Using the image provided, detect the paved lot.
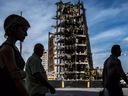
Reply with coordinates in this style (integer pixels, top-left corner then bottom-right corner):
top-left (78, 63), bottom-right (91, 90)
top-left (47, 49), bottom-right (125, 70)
top-left (46, 88), bottom-right (128, 96)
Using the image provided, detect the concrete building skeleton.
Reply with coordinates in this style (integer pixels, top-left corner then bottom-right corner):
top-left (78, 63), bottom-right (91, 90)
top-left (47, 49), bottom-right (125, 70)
top-left (48, 0), bottom-right (93, 80)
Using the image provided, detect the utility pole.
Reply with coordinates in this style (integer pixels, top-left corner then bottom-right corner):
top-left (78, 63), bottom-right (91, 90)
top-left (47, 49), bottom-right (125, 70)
top-left (20, 11), bottom-right (22, 55)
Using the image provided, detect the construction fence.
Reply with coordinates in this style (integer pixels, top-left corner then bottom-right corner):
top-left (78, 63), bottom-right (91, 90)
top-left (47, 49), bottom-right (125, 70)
top-left (49, 80), bottom-right (103, 88)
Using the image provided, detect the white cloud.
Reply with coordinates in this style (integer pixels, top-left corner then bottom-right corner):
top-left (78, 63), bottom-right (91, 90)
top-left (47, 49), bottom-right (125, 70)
top-left (92, 8), bottom-right (120, 21)
top-left (86, 2), bottom-right (128, 27)
top-left (91, 27), bottom-right (123, 44)
top-left (122, 37), bottom-right (128, 43)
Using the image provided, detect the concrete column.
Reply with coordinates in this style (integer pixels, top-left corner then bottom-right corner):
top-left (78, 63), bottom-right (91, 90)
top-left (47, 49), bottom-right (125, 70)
top-left (87, 81), bottom-right (90, 88)
top-left (62, 80), bottom-right (64, 88)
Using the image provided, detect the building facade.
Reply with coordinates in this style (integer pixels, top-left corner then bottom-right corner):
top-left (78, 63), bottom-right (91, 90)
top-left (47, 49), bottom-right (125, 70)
top-left (41, 50), bottom-right (48, 74)
top-left (48, 33), bottom-right (56, 80)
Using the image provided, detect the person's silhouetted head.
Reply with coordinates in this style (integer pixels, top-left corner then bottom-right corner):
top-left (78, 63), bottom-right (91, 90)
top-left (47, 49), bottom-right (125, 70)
top-left (34, 43), bottom-right (44, 57)
top-left (111, 44), bottom-right (121, 57)
top-left (4, 14), bottom-right (30, 41)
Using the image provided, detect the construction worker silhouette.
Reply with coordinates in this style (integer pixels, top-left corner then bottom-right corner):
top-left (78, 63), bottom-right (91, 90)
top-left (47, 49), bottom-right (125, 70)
top-left (103, 45), bottom-right (128, 96)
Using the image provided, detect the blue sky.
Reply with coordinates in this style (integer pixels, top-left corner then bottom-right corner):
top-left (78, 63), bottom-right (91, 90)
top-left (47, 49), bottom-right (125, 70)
top-left (0, 0), bottom-right (128, 72)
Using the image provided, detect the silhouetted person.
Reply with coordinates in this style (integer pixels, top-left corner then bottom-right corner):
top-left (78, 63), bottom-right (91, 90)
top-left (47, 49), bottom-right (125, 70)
top-left (0, 14), bottom-right (30, 96)
top-left (25, 43), bottom-right (56, 96)
top-left (103, 44), bottom-right (128, 96)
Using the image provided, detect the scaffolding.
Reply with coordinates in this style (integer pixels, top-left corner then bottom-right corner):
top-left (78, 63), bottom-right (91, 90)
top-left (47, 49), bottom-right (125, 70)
top-left (50, 0), bottom-right (93, 80)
